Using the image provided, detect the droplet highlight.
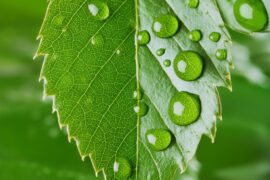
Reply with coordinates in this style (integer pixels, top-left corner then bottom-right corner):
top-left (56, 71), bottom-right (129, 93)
top-left (215, 49), bottom-right (227, 60)
top-left (188, 29), bottom-right (202, 42)
top-left (88, 1), bottom-right (109, 21)
top-left (156, 48), bottom-right (166, 56)
top-left (209, 32), bottom-right (221, 42)
top-left (233, 0), bottom-right (268, 32)
top-left (113, 158), bottom-right (131, 180)
top-left (137, 30), bottom-right (150, 45)
top-left (134, 102), bottom-right (148, 117)
top-left (173, 51), bottom-right (204, 81)
top-left (146, 129), bottom-right (172, 151)
top-left (168, 92), bottom-right (201, 126)
top-left (152, 15), bottom-right (179, 38)
top-left (188, 0), bottom-right (200, 8)
top-left (133, 90), bottom-right (142, 100)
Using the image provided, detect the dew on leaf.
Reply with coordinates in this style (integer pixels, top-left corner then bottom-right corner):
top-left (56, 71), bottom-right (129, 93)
top-left (152, 15), bottom-right (179, 38)
top-left (146, 129), bottom-right (172, 151)
top-left (209, 32), bottom-right (221, 42)
top-left (156, 48), bottom-right (166, 56)
top-left (137, 30), bottom-right (150, 45)
top-left (233, 0), bottom-right (268, 32)
top-left (113, 158), bottom-right (131, 180)
top-left (173, 51), bottom-right (204, 81)
top-left (52, 14), bottom-right (64, 27)
top-left (134, 102), bottom-right (148, 117)
top-left (215, 49), bottom-right (227, 60)
top-left (88, 0), bottom-right (109, 21)
top-left (168, 92), bottom-right (201, 126)
top-left (163, 59), bottom-right (171, 67)
top-left (188, 0), bottom-right (199, 8)
top-left (188, 29), bottom-right (202, 42)
top-left (91, 34), bottom-right (104, 46)
top-left (133, 90), bottom-right (142, 100)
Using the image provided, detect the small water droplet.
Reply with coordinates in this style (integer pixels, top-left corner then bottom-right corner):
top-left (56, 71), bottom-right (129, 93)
top-left (113, 158), bottom-right (131, 179)
top-left (168, 92), bottom-right (201, 126)
top-left (188, 0), bottom-right (199, 8)
top-left (163, 59), bottom-right (171, 67)
top-left (134, 102), bottom-right (148, 117)
top-left (209, 32), bottom-right (221, 42)
top-left (133, 90), bottom-right (142, 100)
top-left (116, 49), bottom-right (121, 55)
top-left (234, 0), bottom-right (268, 32)
top-left (146, 129), bottom-right (172, 151)
top-left (88, 1), bottom-right (109, 21)
top-left (173, 51), bottom-right (204, 81)
top-left (152, 15), bottom-right (179, 38)
top-left (156, 48), bottom-right (166, 56)
top-left (215, 49), bottom-right (227, 60)
top-left (52, 14), bottom-right (65, 28)
top-left (137, 30), bottom-right (150, 45)
top-left (91, 34), bottom-right (104, 46)
top-left (188, 29), bottom-right (202, 42)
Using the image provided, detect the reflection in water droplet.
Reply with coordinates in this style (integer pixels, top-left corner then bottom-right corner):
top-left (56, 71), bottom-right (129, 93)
top-left (233, 0), bottom-right (268, 32)
top-left (209, 32), bottom-right (221, 42)
top-left (163, 59), bottom-right (171, 67)
top-left (188, 0), bottom-right (200, 9)
top-left (188, 29), bottom-right (202, 42)
top-left (113, 158), bottom-right (131, 179)
top-left (173, 51), bottom-right (204, 81)
top-left (215, 49), bottom-right (227, 60)
top-left (156, 48), bottom-right (166, 56)
top-left (137, 30), bottom-right (150, 45)
top-left (133, 90), bottom-right (142, 100)
top-left (146, 129), bottom-right (172, 151)
top-left (168, 92), bottom-right (201, 126)
top-left (152, 15), bottom-right (179, 38)
top-left (134, 102), bottom-right (148, 117)
top-left (88, 1), bottom-right (110, 21)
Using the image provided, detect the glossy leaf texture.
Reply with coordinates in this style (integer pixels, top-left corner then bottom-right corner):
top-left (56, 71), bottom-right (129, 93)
top-left (36, 0), bottom-right (232, 179)
top-left (216, 0), bottom-right (270, 34)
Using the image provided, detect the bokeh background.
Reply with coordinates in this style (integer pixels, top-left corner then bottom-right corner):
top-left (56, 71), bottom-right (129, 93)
top-left (0, 0), bottom-right (269, 179)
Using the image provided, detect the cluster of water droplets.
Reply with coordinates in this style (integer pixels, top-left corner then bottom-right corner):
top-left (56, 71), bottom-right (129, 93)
top-left (85, 0), bottom-right (268, 177)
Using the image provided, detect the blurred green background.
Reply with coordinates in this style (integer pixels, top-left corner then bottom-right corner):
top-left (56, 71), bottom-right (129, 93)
top-left (0, 0), bottom-right (269, 180)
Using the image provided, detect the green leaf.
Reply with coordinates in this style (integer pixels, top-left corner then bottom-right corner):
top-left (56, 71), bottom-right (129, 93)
top-left (216, 0), bottom-right (270, 34)
top-left (36, 0), bottom-right (232, 179)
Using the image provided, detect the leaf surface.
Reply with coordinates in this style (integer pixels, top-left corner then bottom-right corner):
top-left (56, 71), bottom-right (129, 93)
top-left (37, 0), bottom-right (232, 179)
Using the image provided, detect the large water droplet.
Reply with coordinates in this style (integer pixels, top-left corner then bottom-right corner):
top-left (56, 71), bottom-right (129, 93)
top-left (188, 29), bottom-right (202, 42)
top-left (173, 51), bottom-right (204, 81)
top-left (134, 102), bottom-right (148, 117)
top-left (146, 129), bottom-right (172, 151)
top-left (233, 0), bottom-right (268, 32)
top-left (137, 30), bottom-right (150, 45)
top-left (209, 32), bottom-right (221, 42)
top-left (113, 158), bottom-right (131, 179)
top-left (152, 15), bottom-right (179, 38)
top-left (88, 1), bottom-right (109, 21)
top-left (215, 49), bottom-right (227, 60)
top-left (168, 92), bottom-right (201, 126)
top-left (156, 48), bottom-right (166, 56)
top-left (188, 0), bottom-right (200, 8)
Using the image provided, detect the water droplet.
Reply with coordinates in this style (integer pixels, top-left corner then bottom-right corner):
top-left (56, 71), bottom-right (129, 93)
top-left (215, 49), bottom-right (227, 60)
top-left (88, 1), bottom-right (109, 21)
top-left (91, 34), bottom-right (104, 46)
top-left (134, 102), bottom-right (148, 117)
top-left (188, 0), bottom-right (199, 8)
top-left (116, 49), bottom-right (121, 55)
top-left (173, 51), bottom-right (204, 81)
top-left (113, 158), bottom-right (131, 179)
top-left (133, 90), bottom-right (142, 100)
top-left (146, 129), bottom-right (172, 151)
top-left (137, 30), bottom-right (150, 45)
top-left (188, 29), bottom-right (202, 42)
top-left (233, 0), bottom-right (268, 32)
top-left (152, 15), bottom-right (179, 38)
top-left (52, 14), bottom-right (64, 28)
top-left (209, 32), bottom-right (221, 42)
top-left (156, 48), bottom-right (166, 56)
top-left (168, 92), bottom-right (201, 126)
top-left (163, 59), bottom-right (171, 67)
